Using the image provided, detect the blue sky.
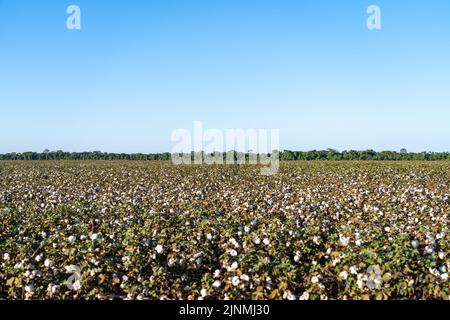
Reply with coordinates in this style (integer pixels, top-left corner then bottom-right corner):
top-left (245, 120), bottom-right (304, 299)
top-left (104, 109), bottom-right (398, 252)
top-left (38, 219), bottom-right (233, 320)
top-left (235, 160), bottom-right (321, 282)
top-left (0, 0), bottom-right (449, 153)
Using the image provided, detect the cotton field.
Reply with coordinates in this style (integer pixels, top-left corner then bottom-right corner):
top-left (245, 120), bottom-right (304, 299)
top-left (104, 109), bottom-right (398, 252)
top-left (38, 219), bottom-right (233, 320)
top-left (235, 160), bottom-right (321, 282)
top-left (0, 161), bottom-right (448, 300)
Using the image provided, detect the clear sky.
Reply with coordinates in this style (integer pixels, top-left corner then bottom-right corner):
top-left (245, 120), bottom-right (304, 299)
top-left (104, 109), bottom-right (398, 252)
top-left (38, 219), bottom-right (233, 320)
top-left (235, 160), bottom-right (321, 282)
top-left (0, 0), bottom-right (449, 153)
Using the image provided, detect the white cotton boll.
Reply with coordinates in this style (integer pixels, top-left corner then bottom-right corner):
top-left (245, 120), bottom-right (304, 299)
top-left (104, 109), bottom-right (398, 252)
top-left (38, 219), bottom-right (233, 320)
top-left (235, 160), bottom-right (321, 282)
top-left (90, 233), bottom-right (100, 241)
top-left (213, 280), bottom-right (222, 288)
top-left (299, 291), bottom-right (309, 300)
top-left (229, 249), bottom-right (238, 257)
top-left (350, 266), bottom-right (358, 275)
top-left (155, 245), bottom-right (163, 254)
top-left (263, 238), bottom-right (270, 246)
top-left (357, 279), bottom-right (364, 289)
top-left (283, 291), bottom-right (296, 300)
top-left (35, 254), bottom-right (43, 262)
top-left (25, 284), bottom-right (34, 293)
top-left (332, 257), bottom-right (341, 266)
top-left (3, 253), bottom-right (10, 261)
top-left (14, 262), bottom-right (24, 270)
top-left (68, 235), bottom-right (76, 243)
top-left (240, 274), bottom-right (250, 282)
top-left (231, 276), bottom-right (240, 286)
top-left (44, 259), bottom-right (54, 268)
top-left (72, 280), bottom-right (81, 291)
top-left (311, 276), bottom-right (319, 284)
top-left (339, 271), bottom-right (348, 280)
top-left (411, 240), bottom-right (419, 249)
top-left (200, 288), bottom-right (208, 298)
top-left (313, 236), bottom-right (320, 245)
top-left (206, 233), bottom-right (213, 240)
top-left (168, 257), bottom-right (176, 267)
top-left (339, 236), bottom-right (350, 247)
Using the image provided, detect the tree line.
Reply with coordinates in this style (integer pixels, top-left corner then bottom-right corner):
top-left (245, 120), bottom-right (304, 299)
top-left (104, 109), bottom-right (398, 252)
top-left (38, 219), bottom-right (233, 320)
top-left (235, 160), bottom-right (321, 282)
top-left (0, 149), bottom-right (449, 161)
